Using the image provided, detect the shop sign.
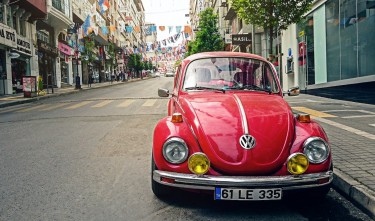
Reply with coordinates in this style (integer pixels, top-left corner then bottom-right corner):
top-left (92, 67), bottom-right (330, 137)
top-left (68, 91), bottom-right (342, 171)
top-left (22, 76), bottom-right (37, 98)
top-left (0, 25), bottom-right (17, 48)
top-left (58, 42), bottom-right (73, 56)
top-left (225, 34), bottom-right (232, 44)
top-left (16, 35), bottom-right (32, 56)
top-left (232, 34), bottom-right (252, 45)
top-left (38, 40), bottom-right (58, 56)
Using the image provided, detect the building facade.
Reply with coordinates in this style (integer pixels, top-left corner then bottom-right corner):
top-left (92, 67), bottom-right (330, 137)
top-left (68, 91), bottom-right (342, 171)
top-left (281, 0), bottom-right (375, 91)
top-left (0, 0), bottom-right (45, 95)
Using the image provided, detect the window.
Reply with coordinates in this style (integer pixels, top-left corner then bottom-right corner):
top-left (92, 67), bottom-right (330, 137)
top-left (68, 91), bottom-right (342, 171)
top-left (0, 5), bottom-right (4, 24)
top-left (6, 5), bottom-right (13, 28)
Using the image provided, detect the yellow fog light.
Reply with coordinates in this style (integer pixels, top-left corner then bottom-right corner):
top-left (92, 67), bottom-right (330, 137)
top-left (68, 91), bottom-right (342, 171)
top-left (287, 153), bottom-right (309, 175)
top-left (188, 153), bottom-right (210, 175)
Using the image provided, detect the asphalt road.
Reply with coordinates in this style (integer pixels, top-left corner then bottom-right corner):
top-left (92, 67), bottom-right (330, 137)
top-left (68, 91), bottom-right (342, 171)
top-left (0, 77), bottom-right (373, 221)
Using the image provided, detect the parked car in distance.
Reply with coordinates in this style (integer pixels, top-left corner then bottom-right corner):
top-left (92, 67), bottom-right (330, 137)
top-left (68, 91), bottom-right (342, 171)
top-left (152, 51), bottom-right (332, 201)
top-left (165, 72), bottom-right (174, 77)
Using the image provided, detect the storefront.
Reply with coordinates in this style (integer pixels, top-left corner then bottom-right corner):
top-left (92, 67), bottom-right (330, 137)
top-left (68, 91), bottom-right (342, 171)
top-left (281, 0), bottom-right (375, 90)
top-left (37, 40), bottom-right (58, 89)
top-left (11, 35), bottom-right (32, 93)
top-left (58, 42), bottom-right (73, 85)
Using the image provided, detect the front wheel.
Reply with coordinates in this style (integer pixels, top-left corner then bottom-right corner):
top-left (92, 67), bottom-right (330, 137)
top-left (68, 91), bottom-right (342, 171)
top-left (151, 156), bottom-right (172, 198)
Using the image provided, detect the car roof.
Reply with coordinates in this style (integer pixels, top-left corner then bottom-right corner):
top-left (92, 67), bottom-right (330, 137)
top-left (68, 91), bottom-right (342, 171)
top-left (184, 51), bottom-right (267, 62)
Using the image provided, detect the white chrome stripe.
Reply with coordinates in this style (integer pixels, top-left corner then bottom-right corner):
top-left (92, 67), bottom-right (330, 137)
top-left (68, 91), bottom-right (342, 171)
top-left (233, 94), bottom-right (249, 134)
top-left (153, 170), bottom-right (333, 191)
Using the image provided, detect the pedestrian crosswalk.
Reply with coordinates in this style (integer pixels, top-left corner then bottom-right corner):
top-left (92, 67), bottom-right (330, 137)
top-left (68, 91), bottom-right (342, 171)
top-left (0, 99), bottom-right (165, 114)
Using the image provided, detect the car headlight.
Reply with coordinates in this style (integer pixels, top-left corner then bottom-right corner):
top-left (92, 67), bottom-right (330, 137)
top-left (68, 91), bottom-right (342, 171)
top-left (303, 137), bottom-right (330, 164)
top-left (162, 137), bottom-right (189, 164)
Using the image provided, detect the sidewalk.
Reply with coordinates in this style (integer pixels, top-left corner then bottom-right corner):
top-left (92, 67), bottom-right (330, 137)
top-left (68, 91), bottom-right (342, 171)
top-left (1, 82), bottom-right (374, 218)
top-left (0, 78), bottom-right (144, 108)
top-left (285, 94), bottom-right (375, 219)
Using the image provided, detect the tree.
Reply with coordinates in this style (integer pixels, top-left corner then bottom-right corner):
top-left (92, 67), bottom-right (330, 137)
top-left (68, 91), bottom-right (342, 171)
top-left (186, 8), bottom-right (224, 57)
top-left (81, 36), bottom-right (96, 65)
top-left (231, 0), bottom-right (313, 54)
top-left (127, 54), bottom-right (143, 78)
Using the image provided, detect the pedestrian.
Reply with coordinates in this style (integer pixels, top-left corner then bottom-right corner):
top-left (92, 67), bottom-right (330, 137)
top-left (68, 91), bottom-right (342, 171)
top-left (88, 73), bottom-right (92, 87)
top-left (111, 71), bottom-right (115, 84)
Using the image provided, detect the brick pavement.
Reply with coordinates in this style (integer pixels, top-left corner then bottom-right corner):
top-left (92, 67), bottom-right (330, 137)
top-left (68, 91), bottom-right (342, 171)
top-left (286, 95), bottom-right (375, 219)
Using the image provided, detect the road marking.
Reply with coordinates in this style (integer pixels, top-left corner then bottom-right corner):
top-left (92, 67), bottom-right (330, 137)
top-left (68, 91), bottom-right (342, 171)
top-left (142, 99), bottom-right (157, 107)
top-left (64, 101), bottom-right (93, 109)
top-left (292, 107), bottom-right (337, 118)
top-left (117, 100), bottom-right (135, 107)
top-left (342, 115), bottom-right (375, 119)
top-left (323, 110), bottom-right (375, 114)
top-left (0, 106), bottom-right (25, 114)
top-left (315, 117), bottom-right (375, 140)
top-left (17, 104), bottom-right (49, 112)
top-left (40, 103), bottom-right (69, 111)
top-left (92, 100), bottom-right (114, 108)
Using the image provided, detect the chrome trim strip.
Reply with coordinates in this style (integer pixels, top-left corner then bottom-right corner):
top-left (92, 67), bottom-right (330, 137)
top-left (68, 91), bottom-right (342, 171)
top-left (153, 170), bottom-right (333, 191)
top-left (233, 94), bottom-right (249, 134)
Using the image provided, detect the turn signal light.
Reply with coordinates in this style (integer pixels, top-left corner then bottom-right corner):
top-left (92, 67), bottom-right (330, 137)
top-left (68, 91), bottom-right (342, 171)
top-left (287, 153), bottom-right (309, 175)
top-left (298, 114), bottom-right (311, 123)
top-left (171, 113), bottom-right (183, 123)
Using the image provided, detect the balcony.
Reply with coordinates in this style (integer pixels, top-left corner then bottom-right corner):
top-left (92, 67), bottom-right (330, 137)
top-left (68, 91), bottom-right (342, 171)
top-left (46, 0), bottom-right (72, 31)
top-left (52, 0), bottom-right (70, 17)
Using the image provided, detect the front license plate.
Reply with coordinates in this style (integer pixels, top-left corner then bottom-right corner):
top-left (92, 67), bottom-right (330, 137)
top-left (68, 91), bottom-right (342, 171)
top-left (215, 188), bottom-right (282, 200)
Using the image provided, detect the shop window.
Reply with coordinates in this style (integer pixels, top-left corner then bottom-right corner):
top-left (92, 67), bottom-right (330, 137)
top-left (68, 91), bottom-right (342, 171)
top-left (0, 5), bottom-right (4, 24)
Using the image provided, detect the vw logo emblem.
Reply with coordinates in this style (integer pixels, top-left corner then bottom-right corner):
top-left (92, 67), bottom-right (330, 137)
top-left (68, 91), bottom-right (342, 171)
top-left (239, 134), bottom-right (256, 150)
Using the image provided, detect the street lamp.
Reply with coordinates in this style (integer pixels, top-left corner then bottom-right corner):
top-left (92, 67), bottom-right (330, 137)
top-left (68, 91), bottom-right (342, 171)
top-left (67, 23), bottom-right (81, 89)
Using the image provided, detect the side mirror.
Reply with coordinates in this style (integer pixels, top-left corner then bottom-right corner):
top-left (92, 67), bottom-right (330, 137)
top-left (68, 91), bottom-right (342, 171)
top-left (283, 86), bottom-right (300, 96)
top-left (158, 88), bottom-right (170, 97)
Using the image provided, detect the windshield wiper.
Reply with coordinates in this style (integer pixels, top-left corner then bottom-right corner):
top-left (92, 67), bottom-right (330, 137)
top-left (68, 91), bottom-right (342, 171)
top-left (239, 85), bottom-right (272, 94)
top-left (184, 86), bottom-right (225, 93)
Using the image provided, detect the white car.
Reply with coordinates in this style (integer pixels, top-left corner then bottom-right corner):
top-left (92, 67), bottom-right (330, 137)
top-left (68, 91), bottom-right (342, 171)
top-left (165, 72), bottom-right (174, 77)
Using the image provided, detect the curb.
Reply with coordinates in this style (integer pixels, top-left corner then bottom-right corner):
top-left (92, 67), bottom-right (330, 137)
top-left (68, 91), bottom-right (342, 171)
top-left (333, 168), bottom-right (375, 219)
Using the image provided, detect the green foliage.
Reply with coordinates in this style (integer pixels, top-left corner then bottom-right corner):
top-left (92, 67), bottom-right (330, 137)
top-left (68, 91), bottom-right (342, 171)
top-left (231, 0), bottom-right (313, 53)
top-left (186, 8), bottom-right (224, 57)
top-left (81, 37), bottom-right (96, 64)
top-left (127, 54), bottom-right (143, 72)
top-left (106, 43), bottom-right (116, 69)
top-left (174, 59), bottom-right (182, 68)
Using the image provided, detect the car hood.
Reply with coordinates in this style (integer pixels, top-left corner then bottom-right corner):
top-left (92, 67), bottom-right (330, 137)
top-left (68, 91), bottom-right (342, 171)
top-left (180, 92), bottom-right (295, 175)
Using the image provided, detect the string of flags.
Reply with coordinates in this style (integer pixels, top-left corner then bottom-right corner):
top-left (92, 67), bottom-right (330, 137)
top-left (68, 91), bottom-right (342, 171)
top-left (74, 0), bottom-right (191, 62)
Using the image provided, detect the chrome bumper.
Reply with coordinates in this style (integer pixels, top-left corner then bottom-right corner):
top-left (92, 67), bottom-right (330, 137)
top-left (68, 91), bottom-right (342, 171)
top-left (153, 170), bottom-right (333, 191)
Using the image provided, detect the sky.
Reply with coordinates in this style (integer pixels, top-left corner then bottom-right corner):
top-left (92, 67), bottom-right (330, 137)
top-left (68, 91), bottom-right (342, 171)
top-left (142, 0), bottom-right (190, 41)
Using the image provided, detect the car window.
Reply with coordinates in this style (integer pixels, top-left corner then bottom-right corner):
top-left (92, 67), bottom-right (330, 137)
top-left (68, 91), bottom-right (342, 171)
top-left (182, 57), bottom-right (279, 93)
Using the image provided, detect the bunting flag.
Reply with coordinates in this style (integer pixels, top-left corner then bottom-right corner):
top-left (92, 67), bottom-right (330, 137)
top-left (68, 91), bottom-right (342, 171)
top-left (101, 26), bottom-right (108, 35)
top-left (109, 25), bottom-right (116, 32)
top-left (168, 26), bottom-right (173, 33)
top-left (82, 15), bottom-right (91, 35)
top-left (176, 26), bottom-right (182, 33)
top-left (125, 26), bottom-right (133, 33)
top-left (134, 26), bottom-right (140, 33)
top-left (159, 26), bottom-right (165, 31)
top-left (93, 26), bottom-right (99, 35)
top-left (184, 25), bottom-right (192, 35)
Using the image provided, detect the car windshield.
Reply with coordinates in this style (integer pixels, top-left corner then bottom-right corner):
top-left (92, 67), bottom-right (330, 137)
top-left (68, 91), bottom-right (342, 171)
top-left (183, 57), bottom-right (279, 93)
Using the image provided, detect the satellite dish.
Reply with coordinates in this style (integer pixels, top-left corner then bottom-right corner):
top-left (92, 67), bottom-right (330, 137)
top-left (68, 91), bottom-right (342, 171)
top-left (8, 52), bottom-right (20, 59)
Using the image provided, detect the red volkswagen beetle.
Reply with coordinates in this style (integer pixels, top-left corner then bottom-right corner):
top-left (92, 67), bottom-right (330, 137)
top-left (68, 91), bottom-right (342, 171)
top-left (152, 52), bottom-right (332, 200)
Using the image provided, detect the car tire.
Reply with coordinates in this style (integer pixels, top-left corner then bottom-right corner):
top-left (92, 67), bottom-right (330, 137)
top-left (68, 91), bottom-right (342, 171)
top-left (151, 156), bottom-right (172, 198)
